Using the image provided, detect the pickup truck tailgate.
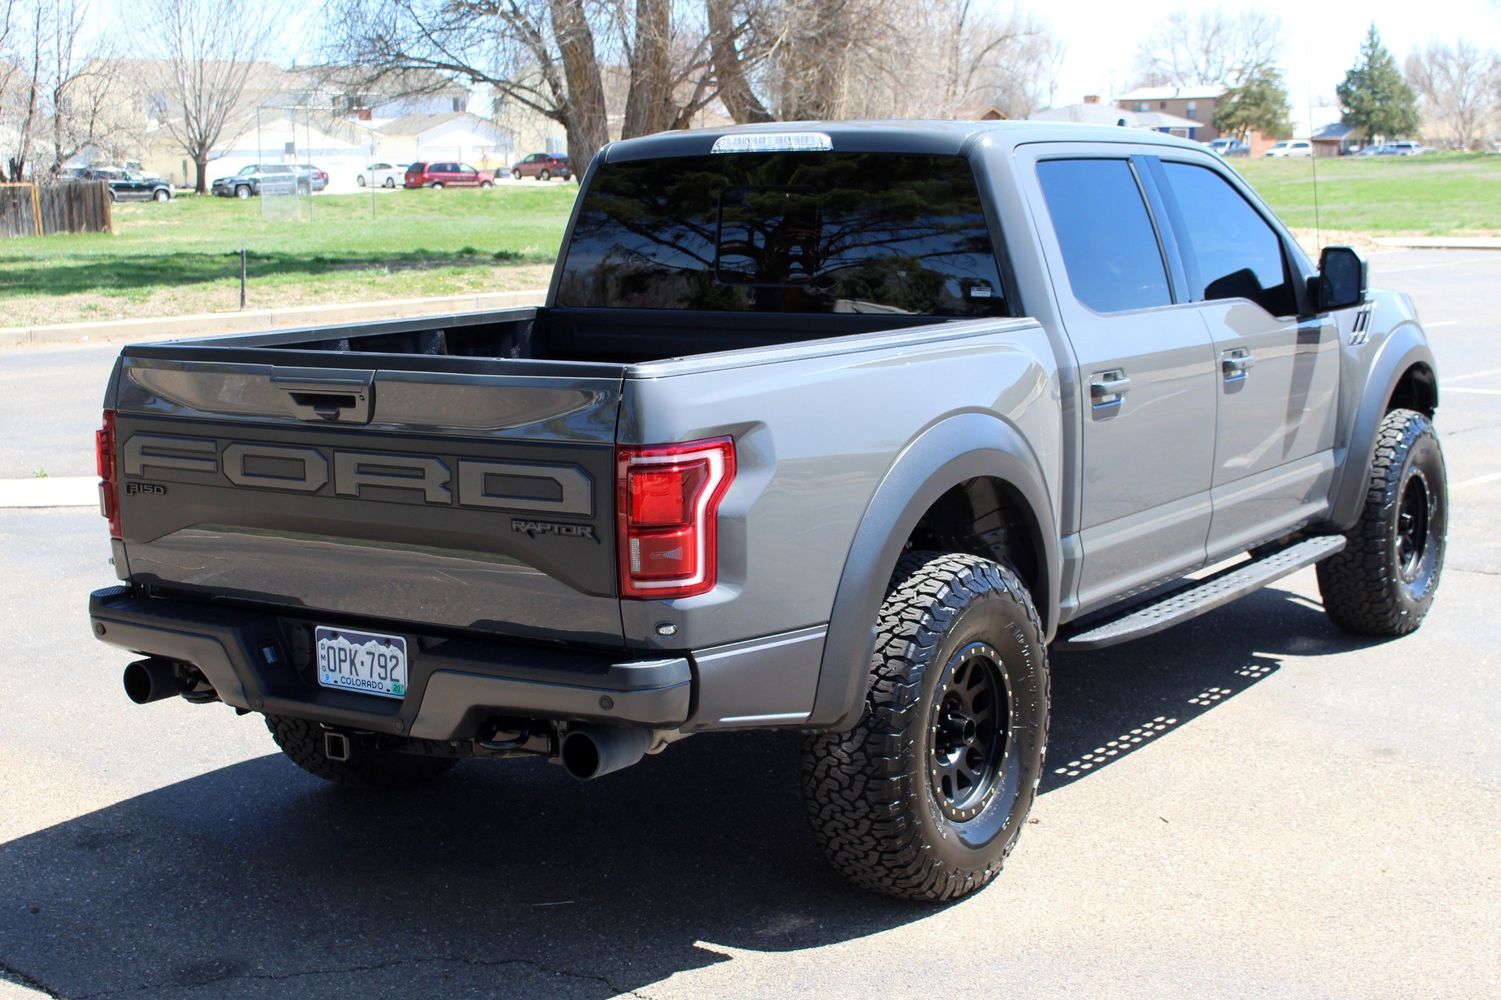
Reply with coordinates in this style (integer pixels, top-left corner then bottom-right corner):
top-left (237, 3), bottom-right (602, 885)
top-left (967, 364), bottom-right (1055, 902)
top-left (110, 352), bottom-right (625, 645)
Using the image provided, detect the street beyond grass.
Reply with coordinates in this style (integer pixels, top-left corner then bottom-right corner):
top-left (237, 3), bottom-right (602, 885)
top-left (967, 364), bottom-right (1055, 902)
top-left (1, 152), bottom-right (1498, 331)
top-left (0, 185), bottom-right (574, 328)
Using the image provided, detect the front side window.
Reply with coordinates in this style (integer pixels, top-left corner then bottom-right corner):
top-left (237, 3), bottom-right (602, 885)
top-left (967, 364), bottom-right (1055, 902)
top-left (1036, 158), bottom-right (1171, 314)
top-left (556, 152), bottom-right (1007, 316)
top-left (1158, 161), bottom-right (1295, 316)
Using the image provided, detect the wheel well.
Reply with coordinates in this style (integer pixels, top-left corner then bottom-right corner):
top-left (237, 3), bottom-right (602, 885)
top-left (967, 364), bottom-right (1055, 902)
top-left (904, 477), bottom-right (1047, 628)
top-left (1388, 363), bottom-right (1437, 416)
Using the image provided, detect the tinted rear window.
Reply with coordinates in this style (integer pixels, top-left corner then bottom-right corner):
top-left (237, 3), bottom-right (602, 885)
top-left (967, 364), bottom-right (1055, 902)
top-left (555, 152), bottom-right (1006, 316)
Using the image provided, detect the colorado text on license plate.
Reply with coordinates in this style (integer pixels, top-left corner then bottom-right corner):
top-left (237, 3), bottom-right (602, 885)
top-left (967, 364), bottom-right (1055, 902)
top-left (315, 626), bottom-right (408, 699)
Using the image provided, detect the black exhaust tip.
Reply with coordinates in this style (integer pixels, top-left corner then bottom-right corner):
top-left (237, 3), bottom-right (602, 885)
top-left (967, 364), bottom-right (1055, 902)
top-left (560, 726), bottom-right (650, 780)
top-left (122, 658), bottom-right (183, 705)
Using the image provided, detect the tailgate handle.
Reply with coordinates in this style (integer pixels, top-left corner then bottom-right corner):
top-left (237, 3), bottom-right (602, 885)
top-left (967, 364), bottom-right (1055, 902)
top-left (271, 374), bottom-right (374, 424)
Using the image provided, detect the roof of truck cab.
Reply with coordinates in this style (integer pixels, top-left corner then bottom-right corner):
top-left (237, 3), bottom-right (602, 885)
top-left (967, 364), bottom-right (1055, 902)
top-left (601, 120), bottom-right (1209, 162)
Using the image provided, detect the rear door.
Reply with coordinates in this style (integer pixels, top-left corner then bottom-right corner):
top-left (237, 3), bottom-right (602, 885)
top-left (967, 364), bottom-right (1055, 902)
top-left (1025, 149), bottom-right (1218, 613)
top-left (111, 345), bottom-right (627, 645)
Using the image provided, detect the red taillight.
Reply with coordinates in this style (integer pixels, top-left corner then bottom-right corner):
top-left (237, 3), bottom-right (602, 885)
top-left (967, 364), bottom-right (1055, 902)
top-left (617, 437), bottom-right (734, 600)
top-left (96, 409), bottom-right (120, 539)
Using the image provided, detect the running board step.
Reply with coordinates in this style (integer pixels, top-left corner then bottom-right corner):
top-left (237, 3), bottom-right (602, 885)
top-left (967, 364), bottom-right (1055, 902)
top-left (1055, 536), bottom-right (1346, 651)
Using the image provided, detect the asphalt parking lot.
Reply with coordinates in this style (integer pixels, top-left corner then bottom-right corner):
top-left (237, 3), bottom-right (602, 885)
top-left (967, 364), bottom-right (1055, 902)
top-left (1, 251), bottom-right (1497, 999)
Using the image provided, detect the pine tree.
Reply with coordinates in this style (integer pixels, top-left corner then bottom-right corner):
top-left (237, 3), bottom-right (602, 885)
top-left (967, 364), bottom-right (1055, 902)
top-left (1213, 67), bottom-right (1293, 142)
top-left (1337, 25), bottom-right (1421, 140)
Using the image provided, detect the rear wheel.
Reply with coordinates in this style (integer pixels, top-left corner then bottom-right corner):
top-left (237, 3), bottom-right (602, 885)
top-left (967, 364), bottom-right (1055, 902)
top-left (383, 177), bottom-right (395, 188)
top-left (431, 182), bottom-right (444, 189)
top-left (265, 715), bottom-right (457, 789)
top-left (479, 179), bottom-right (493, 189)
top-left (801, 551), bottom-right (1049, 900)
top-left (1317, 408), bottom-right (1447, 635)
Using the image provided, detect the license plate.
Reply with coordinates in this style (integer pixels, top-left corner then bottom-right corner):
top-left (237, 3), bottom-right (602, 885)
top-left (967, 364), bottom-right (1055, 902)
top-left (315, 626), bottom-right (409, 700)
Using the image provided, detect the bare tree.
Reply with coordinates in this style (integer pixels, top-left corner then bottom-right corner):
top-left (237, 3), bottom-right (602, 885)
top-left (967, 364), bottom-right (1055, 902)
top-left (706, 0), bottom-right (773, 123)
top-left (1405, 40), bottom-right (1500, 150)
top-left (141, 0), bottom-right (283, 193)
top-left (1132, 7), bottom-right (1284, 88)
top-left (328, 0), bottom-right (718, 169)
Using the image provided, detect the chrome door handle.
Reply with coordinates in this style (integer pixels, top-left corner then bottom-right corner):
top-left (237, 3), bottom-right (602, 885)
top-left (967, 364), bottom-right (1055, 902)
top-left (1089, 370), bottom-right (1132, 405)
top-left (1221, 349), bottom-right (1255, 380)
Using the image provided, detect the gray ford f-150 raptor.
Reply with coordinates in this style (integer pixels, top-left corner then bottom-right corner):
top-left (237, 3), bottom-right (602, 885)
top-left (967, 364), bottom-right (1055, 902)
top-left (88, 121), bottom-right (1447, 901)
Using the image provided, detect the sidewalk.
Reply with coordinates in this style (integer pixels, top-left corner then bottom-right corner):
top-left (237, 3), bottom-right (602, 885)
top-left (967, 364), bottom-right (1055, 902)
top-left (0, 288), bottom-right (548, 348)
top-left (0, 476), bottom-right (96, 508)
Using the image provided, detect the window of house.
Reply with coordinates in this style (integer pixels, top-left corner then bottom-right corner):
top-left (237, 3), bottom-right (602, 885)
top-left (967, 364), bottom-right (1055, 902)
top-left (1036, 159), bottom-right (1171, 313)
top-left (1157, 162), bottom-right (1295, 317)
top-left (1186, 101), bottom-right (1197, 119)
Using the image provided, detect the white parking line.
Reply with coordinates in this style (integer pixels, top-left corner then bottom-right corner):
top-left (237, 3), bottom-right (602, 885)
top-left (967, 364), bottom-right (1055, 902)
top-left (1423, 321), bottom-right (1460, 328)
top-left (1455, 472), bottom-right (1501, 490)
top-left (1443, 387), bottom-right (1501, 396)
top-left (0, 476), bottom-right (96, 508)
top-left (1446, 367), bottom-right (1501, 383)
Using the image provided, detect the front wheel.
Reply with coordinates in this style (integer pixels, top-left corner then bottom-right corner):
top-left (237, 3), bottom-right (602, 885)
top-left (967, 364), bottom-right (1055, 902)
top-left (539, 169), bottom-right (550, 181)
top-left (356, 174), bottom-right (366, 186)
top-left (801, 552), bottom-right (1049, 901)
top-left (265, 715), bottom-right (457, 789)
top-left (1317, 408), bottom-right (1447, 635)
top-left (512, 169), bottom-right (522, 181)
top-left (235, 185), bottom-right (250, 199)
top-left (153, 189), bottom-right (170, 202)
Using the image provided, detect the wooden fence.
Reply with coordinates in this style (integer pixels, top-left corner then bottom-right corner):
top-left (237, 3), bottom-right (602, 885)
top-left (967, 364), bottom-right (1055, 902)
top-left (0, 182), bottom-right (113, 238)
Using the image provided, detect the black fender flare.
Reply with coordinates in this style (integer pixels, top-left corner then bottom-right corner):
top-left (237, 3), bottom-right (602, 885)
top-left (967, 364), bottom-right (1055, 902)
top-left (805, 413), bottom-right (1059, 730)
top-left (1327, 330), bottom-right (1438, 531)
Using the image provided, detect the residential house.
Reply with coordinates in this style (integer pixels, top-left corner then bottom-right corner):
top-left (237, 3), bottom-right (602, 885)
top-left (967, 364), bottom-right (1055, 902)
top-left (1029, 95), bottom-right (1201, 137)
top-left (376, 111), bottom-right (511, 172)
top-left (1115, 85), bottom-right (1226, 142)
top-left (303, 67), bottom-right (471, 121)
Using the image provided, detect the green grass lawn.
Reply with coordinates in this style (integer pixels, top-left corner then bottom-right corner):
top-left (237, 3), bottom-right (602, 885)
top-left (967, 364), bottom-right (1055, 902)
top-left (2, 153), bottom-right (1497, 329)
top-left (1232, 152), bottom-right (1501, 234)
top-left (0, 185), bottom-right (577, 327)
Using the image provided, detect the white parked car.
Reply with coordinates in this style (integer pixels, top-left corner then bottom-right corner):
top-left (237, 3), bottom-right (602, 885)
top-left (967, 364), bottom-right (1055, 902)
top-left (1264, 140), bottom-right (1313, 158)
top-left (356, 162), bottom-right (407, 188)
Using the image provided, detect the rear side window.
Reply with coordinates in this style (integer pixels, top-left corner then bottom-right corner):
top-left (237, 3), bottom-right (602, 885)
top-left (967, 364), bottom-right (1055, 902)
top-left (555, 152), bottom-right (1007, 316)
top-left (1036, 159), bottom-right (1171, 314)
top-left (1157, 162), bottom-right (1296, 317)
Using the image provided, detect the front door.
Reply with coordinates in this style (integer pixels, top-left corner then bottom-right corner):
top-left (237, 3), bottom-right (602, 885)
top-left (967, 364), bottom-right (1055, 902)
top-left (1150, 158), bottom-right (1341, 560)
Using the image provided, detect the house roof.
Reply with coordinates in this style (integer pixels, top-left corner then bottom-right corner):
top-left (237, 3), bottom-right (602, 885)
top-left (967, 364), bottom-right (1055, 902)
top-left (376, 111), bottom-right (503, 139)
top-left (1310, 121), bottom-right (1361, 141)
top-left (1028, 103), bottom-right (1200, 131)
top-left (1116, 84), bottom-right (1226, 102)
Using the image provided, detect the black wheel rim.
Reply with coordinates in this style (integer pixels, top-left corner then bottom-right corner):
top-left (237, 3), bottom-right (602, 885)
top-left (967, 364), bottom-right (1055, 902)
top-left (928, 642), bottom-right (1011, 823)
top-left (1396, 472), bottom-right (1431, 581)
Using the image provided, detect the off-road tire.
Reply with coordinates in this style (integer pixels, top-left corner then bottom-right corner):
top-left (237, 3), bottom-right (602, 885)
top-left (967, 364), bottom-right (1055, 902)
top-left (1317, 407), bottom-right (1447, 635)
top-left (801, 551), bottom-right (1050, 901)
top-left (265, 715), bottom-right (457, 789)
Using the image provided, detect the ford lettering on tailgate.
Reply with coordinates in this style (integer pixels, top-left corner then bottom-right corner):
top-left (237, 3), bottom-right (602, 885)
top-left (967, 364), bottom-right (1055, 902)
top-left (120, 432), bottom-right (594, 516)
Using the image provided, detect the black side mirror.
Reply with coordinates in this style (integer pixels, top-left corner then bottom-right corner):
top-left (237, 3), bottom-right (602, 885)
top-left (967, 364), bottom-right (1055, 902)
top-left (1313, 245), bottom-right (1367, 311)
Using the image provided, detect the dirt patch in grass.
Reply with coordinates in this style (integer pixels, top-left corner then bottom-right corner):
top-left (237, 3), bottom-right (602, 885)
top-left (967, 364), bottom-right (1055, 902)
top-left (7, 262), bottom-right (555, 329)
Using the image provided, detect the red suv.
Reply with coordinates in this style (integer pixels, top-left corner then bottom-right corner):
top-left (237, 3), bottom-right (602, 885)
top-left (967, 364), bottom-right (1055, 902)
top-left (510, 153), bottom-right (571, 181)
top-left (402, 162), bottom-right (495, 189)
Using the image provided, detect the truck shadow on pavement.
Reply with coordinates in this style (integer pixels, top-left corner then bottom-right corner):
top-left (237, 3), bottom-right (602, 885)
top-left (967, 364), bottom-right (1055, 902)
top-left (1, 586), bottom-right (1387, 999)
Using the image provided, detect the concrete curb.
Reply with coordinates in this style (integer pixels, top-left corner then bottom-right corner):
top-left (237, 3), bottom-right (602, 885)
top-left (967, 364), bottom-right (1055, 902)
top-left (1373, 237), bottom-right (1501, 250)
top-left (0, 476), bottom-right (97, 508)
top-left (0, 289), bottom-right (549, 348)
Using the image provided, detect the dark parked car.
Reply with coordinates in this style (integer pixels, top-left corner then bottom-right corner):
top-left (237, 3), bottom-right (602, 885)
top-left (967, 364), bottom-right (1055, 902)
top-left (67, 167), bottom-right (173, 202)
top-left (1206, 137), bottom-right (1250, 158)
top-left (511, 152), bottom-right (571, 181)
top-left (403, 162), bottom-right (495, 189)
top-left (211, 164), bottom-right (326, 198)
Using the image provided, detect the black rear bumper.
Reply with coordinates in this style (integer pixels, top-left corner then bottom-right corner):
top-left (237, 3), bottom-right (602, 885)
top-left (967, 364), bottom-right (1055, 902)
top-left (88, 587), bottom-right (692, 739)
